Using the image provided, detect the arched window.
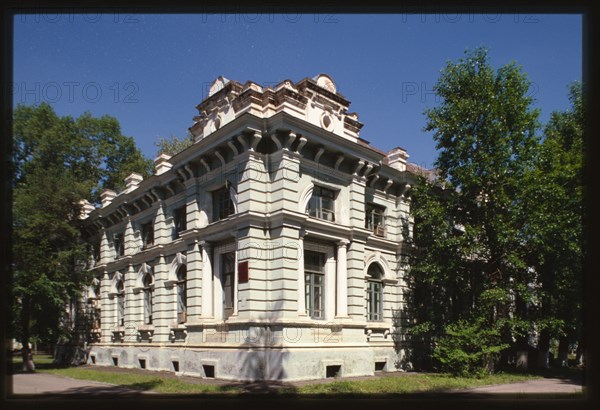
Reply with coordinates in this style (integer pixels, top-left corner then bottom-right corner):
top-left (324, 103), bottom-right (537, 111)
top-left (143, 273), bottom-right (154, 325)
top-left (367, 264), bottom-right (384, 321)
top-left (176, 265), bottom-right (187, 323)
top-left (116, 279), bottom-right (125, 327)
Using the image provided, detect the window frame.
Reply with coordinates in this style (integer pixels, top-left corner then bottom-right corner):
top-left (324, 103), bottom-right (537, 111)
top-left (173, 205), bottom-right (187, 239)
top-left (92, 242), bottom-right (101, 263)
top-left (366, 203), bottom-right (386, 236)
top-left (141, 221), bottom-right (154, 249)
top-left (212, 185), bottom-right (234, 222)
top-left (221, 252), bottom-right (235, 320)
top-left (366, 264), bottom-right (384, 322)
top-left (116, 279), bottom-right (125, 327)
top-left (114, 233), bottom-right (125, 258)
top-left (176, 265), bottom-right (187, 323)
top-left (142, 273), bottom-right (154, 325)
top-left (307, 186), bottom-right (336, 222)
top-left (304, 250), bottom-right (326, 319)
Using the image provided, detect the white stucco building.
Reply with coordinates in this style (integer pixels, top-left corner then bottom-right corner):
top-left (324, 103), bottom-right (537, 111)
top-left (81, 74), bottom-right (419, 381)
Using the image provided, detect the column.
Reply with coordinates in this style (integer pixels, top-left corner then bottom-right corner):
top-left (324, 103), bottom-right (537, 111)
top-left (297, 232), bottom-right (306, 316)
top-left (124, 218), bottom-right (135, 255)
top-left (336, 240), bottom-right (349, 318)
top-left (154, 201), bottom-right (168, 245)
top-left (186, 240), bottom-right (202, 320)
top-left (100, 271), bottom-right (111, 343)
top-left (152, 254), bottom-right (169, 342)
top-left (200, 241), bottom-right (213, 318)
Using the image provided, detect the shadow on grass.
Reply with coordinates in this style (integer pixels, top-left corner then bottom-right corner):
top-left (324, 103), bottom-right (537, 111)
top-left (499, 366), bottom-right (584, 384)
top-left (8, 357), bottom-right (72, 375)
top-left (219, 380), bottom-right (298, 395)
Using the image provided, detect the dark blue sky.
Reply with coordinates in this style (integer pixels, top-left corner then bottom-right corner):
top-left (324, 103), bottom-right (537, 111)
top-left (13, 13), bottom-right (581, 169)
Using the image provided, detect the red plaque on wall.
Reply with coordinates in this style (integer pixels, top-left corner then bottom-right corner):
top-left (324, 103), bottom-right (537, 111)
top-left (238, 261), bottom-right (249, 283)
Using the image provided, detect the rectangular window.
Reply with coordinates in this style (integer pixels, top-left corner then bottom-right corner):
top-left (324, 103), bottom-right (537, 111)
top-left (221, 252), bottom-right (235, 319)
top-left (307, 186), bottom-right (336, 222)
top-left (367, 281), bottom-right (383, 321)
top-left (141, 221), bottom-right (154, 249)
top-left (114, 233), bottom-right (125, 258)
top-left (366, 204), bottom-right (386, 237)
top-left (212, 186), bottom-right (233, 222)
top-left (305, 250), bottom-right (325, 319)
top-left (144, 288), bottom-right (153, 325)
top-left (92, 243), bottom-right (101, 263)
top-left (117, 285), bottom-right (125, 327)
top-left (177, 266), bottom-right (187, 324)
top-left (173, 206), bottom-right (187, 239)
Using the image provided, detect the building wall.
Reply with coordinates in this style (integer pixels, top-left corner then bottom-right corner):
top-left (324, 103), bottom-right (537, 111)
top-left (83, 75), bottom-right (416, 381)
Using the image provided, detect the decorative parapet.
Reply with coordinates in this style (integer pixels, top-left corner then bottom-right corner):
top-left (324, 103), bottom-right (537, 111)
top-left (124, 173), bottom-right (144, 193)
top-left (154, 153), bottom-right (173, 175)
top-left (385, 147), bottom-right (409, 172)
top-left (189, 73), bottom-right (364, 143)
top-left (100, 189), bottom-right (117, 208)
top-left (79, 199), bottom-right (95, 219)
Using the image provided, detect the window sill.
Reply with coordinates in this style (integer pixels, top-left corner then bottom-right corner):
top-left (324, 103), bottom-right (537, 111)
top-left (365, 322), bottom-right (392, 331)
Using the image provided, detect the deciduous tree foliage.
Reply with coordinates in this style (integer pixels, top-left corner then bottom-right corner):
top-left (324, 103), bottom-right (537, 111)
top-left (523, 82), bottom-right (584, 367)
top-left (11, 103), bottom-right (152, 370)
top-left (155, 133), bottom-right (194, 157)
top-left (407, 48), bottom-right (542, 372)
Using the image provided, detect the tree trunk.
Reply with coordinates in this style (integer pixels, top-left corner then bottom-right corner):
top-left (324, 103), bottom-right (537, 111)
top-left (537, 329), bottom-right (550, 369)
top-left (20, 297), bottom-right (35, 372)
top-left (557, 335), bottom-right (569, 367)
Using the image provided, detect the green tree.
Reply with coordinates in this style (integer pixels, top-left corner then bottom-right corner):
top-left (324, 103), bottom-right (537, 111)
top-left (11, 103), bottom-right (152, 370)
top-left (154, 133), bottom-right (193, 157)
top-left (523, 82), bottom-right (584, 368)
top-left (407, 48), bottom-right (541, 372)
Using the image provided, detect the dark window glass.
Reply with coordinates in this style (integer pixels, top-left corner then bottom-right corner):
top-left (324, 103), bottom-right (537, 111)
top-left (367, 264), bottom-right (384, 321)
top-left (92, 243), bottom-right (101, 263)
top-left (221, 252), bottom-right (235, 319)
top-left (305, 250), bottom-right (326, 319)
top-left (143, 274), bottom-right (153, 325)
top-left (307, 186), bottom-right (336, 222)
top-left (212, 186), bottom-right (234, 222)
top-left (117, 280), bottom-right (125, 327)
top-left (114, 233), bottom-right (125, 258)
top-left (366, 204), bottom-right (386, 236)
top-left (177, 265), bottom-right (187, 323)
top-left (174, 206), bottom-right (187, 239)
top-left (141, 221), bottom-right (154, 249)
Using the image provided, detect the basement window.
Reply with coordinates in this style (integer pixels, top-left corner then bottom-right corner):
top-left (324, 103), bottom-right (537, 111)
top-left (139, 359), bottom-right (146, 369)
top-left (203, 364), bottom-right (215, 378)
top-left (326, 365), bottom-right (341, 378)
top-left (375, 361), bottom-right (386, 372)
top-left (112, 357), bottom-right (119, 366)
top-left (172, 361), bottom-right (179, 372)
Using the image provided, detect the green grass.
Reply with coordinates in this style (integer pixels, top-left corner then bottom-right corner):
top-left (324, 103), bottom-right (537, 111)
top-left (42, 367), bottom-right (240, 394)
top-left (292, 372), bottom-right (542, 395)
top-left (14, 354), bottom-right (565, 395)
top-left (12, 354), bottom-right (240, 394)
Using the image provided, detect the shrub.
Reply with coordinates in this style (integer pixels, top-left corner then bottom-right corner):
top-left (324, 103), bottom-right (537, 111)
top-left (433, 319), bottom-right (509, 378)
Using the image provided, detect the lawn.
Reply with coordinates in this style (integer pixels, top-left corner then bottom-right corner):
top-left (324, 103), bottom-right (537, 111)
top-left (13, 354), bottom-right (562, 395)
top-left (290, 372), bottom-right (540, 394)
top-left (42, 367), bottom-right (240, 394)
top-left (12, 354), bottom-right (240, 394)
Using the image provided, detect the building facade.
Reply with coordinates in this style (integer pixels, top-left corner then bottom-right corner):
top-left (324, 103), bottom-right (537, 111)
top-left (81, 74), bottom-right (418, 381)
